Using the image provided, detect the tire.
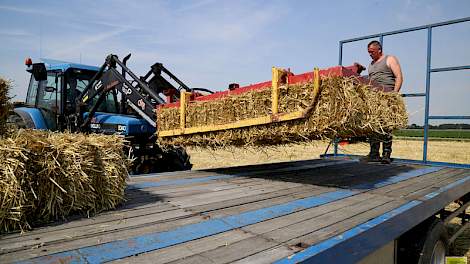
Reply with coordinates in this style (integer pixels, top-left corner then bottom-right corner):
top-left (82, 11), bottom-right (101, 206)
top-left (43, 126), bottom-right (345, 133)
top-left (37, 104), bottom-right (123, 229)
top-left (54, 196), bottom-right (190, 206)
top-left (163, 146), bottom-right (192, 171)
top-left (7, 110), bottom-right (35, 129)
top-left (397, 217), bottom-right (448, 264)
top-left (417, 220), bottom-right (448, 264)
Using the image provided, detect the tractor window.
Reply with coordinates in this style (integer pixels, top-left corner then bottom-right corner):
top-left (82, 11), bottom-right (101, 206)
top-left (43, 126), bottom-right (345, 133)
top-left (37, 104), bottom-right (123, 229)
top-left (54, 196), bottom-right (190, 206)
top-left (66, 74), bottom-right (91, 110)
top-left (37, 73), bottom-right (61, 113)
top-left (94, 92), bottom-right (118, 113)
top-left (25, 75), bottom-right (39, 105)
top-left (65, 69), bottom-right (119, 114)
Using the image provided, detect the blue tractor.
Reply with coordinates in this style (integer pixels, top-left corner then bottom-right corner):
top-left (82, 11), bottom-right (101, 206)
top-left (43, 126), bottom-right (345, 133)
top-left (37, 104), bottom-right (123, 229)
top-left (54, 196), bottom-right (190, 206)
top-left (10, 54), bottom-right (211, 173)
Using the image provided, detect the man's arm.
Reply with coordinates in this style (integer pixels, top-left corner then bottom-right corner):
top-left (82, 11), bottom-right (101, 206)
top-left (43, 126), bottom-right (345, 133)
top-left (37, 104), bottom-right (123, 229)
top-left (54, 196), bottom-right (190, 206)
top-left (387, 56), bottom-right (403, 92)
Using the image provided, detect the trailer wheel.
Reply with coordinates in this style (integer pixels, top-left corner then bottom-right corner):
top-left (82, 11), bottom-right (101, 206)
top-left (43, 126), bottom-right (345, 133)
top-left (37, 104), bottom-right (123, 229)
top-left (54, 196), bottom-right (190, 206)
top-left (418, 220), bottom-right (448, 264)
top-left (398, 217), bottom-right (448, 264)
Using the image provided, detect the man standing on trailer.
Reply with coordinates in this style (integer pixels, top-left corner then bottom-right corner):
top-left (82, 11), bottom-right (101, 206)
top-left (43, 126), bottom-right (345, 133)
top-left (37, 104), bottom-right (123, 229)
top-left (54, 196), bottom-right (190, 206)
top-left (363, 40), bottom-right (403, 164)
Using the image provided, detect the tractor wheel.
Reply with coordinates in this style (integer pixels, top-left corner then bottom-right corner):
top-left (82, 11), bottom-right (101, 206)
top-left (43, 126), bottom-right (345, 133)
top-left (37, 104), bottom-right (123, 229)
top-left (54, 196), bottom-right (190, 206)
top-left (7, 111), bottom-right (32, 129)
top-left (163, 146), bottom-right (192, 171)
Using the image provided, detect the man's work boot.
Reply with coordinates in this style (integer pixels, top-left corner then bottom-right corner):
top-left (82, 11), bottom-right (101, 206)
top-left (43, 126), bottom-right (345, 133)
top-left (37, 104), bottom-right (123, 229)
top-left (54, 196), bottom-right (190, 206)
top-left (360, 141), bottom-right (381, 163)
top-left (381, 136), bottom-right (393, 164)
top-left (360, 153), bottom-right (381, 163)
top-left (381, 152), bottom-right (392, 164)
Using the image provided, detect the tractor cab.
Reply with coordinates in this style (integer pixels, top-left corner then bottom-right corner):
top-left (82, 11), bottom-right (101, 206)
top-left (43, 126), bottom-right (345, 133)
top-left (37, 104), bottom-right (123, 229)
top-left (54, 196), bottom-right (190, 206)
top-left (19, 58), bottom-right (143, 134)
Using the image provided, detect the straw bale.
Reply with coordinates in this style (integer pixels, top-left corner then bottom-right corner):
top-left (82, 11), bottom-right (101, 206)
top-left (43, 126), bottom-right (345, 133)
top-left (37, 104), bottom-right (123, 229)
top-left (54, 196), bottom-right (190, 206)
top-left (0, 130), bottom-right (129, 233)
top-left (158, 76), bottom-right (408, 147)
top-left (0, 77), bottom-right (11, 137)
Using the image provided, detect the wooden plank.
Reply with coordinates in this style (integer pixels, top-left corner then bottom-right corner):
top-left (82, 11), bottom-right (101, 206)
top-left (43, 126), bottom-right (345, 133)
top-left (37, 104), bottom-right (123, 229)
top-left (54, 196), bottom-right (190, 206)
top-left (244, 192), bottom-right (377, 235)
top-left (208, 158), bottom-right (331, 175)
top-left (132, 178), bottom-right (263, 198)
top-left (130, 171), bottom-right (217, 182)
top-left (0, 208), bottom-right (195, 255)
top-left (130, 158), bottom-right (327, 181)
top-left (111, 229), bottom-right (255, 264)
top-left (186, 184), bottom-right (320, 213)
top-left (205, 187), bottom-right (333, 218)
top-left (231, 245), bottom-right (294, 264)
top-left (337, 165), bottom-right (422, 187)
top-left (170, 181), bottom-right (304, 208)
top-left (261, 194), bottom-right (393, 243)
top-left (383, 169), bottom-right (465, 198)
top-left (0, 214), bottom-right (207, 263)
top-left (370, 167), bottom-right (457, 195)
top-left (0, 202), bottom-right (176, 243)
top-left (130, 159), bottom-right (339, 184)
top-left (406, 171), bottom-right (470, 200)
top-left (170, 236), bottom-right (280, 264)
top-left (288, 199), bottom-right (406, 249)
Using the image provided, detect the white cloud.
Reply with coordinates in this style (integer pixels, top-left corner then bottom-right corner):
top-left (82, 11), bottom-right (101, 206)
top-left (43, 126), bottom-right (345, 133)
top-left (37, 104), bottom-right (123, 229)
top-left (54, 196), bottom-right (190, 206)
top-left (0, 29), bottom-right (34, 37)
top-left (49, 27), bottom-right (131, 58)
top-left (0, 4), bottom-right (52, 16)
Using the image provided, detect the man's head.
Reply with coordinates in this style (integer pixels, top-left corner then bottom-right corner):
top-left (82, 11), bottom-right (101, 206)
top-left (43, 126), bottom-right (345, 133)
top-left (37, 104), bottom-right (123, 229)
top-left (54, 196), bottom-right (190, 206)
top-left (367, 40), bottom-right (382, 62)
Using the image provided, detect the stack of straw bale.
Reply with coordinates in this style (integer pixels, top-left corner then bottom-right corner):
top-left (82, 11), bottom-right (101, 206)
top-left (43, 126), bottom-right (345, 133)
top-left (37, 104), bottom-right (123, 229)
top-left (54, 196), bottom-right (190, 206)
top-left (0, 77), bottom-right (11, 137)
top-left (0, 130), bottom-right (129, 233)
top-left (157, 76), bottom-right (408, 147)
top-left (0, 77), bottom-right (130, 233)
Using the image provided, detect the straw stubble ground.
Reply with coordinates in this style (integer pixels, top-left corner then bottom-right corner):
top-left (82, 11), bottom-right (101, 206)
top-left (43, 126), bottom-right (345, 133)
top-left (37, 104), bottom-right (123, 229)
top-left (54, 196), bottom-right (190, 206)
top-left (187, 139), bottom-right (470, 260)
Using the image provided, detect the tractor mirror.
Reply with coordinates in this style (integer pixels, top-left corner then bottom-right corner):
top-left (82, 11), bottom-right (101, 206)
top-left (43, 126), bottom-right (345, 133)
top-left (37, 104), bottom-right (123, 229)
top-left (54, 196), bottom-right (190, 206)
top-left (45, 86), bottom-right (56, 92)
top-left (32, 63), bottom-right (47, 81)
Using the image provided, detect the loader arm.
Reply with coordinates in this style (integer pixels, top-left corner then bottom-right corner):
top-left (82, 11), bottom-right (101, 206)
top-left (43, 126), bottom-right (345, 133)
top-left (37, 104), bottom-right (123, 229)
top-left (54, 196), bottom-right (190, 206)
top-left (77, 54), bottom-right (191, 130)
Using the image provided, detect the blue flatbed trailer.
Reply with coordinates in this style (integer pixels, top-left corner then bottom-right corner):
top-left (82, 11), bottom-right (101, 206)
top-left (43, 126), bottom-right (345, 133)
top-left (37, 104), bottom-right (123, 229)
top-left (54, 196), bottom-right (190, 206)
top-left (1, 157), bottom-right (469, 264)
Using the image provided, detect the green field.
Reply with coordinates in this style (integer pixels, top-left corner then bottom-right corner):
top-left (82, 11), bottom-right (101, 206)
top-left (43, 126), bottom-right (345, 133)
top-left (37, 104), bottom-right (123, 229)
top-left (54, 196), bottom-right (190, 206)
top-left (394, 129), bottom-right (470, 139)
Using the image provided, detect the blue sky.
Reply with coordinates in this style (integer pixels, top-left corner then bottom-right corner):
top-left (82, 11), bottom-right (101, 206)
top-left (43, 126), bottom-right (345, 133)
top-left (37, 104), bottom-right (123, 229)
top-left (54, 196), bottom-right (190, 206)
top-left (0, 0), bottom-right (469, 125)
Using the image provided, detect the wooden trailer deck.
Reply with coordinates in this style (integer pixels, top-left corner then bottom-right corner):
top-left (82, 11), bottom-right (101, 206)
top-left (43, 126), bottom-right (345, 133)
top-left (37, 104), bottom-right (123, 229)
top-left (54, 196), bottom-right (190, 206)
top-left (1, 158), bottom-right (469, 264)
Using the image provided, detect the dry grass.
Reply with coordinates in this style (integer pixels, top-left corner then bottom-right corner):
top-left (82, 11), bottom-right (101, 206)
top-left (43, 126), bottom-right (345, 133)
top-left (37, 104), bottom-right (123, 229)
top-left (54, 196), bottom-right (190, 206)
top-left (187, 139), bottom-right (470, 260)
top-left (0, 77), bottom-right (11, 136)
top-left (187, 139), bottom-right (470, 169)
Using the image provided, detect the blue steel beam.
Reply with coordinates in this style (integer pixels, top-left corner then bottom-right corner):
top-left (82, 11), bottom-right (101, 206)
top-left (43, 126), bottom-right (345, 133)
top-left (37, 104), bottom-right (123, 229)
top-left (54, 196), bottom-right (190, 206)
top-left (402, 93), bottom-right (426, 97)
top-left (423, 27), bottom-right (433, 163)
top-left (430, 65), bottom-right (470, 72)
top-left (321, 154), bottom-right (470, 169)
top-left (428, 115), bottom-right (470, 120)
top-left (340, 17), bottom-right (470, 44)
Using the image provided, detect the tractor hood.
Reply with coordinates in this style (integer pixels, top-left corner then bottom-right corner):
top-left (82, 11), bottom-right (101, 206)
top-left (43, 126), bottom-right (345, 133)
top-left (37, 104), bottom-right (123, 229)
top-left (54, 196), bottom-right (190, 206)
top-left (84, 112), bottom-right (156, 136)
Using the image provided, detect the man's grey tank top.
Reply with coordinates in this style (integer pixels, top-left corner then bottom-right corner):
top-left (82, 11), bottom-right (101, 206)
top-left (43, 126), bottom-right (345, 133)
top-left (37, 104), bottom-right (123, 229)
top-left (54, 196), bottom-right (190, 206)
top-left (369, 55), bottom-right (395, 91)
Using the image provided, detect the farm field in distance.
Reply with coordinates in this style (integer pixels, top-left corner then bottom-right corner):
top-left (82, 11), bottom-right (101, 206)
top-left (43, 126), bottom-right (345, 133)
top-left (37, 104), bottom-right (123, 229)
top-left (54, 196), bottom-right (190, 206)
top-left (394, 129), bottom-right (470, 139)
